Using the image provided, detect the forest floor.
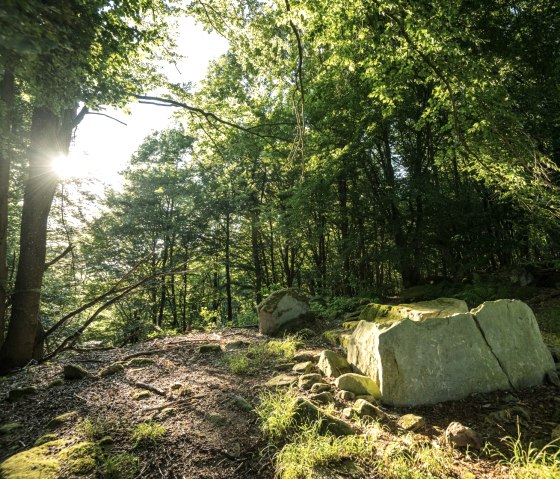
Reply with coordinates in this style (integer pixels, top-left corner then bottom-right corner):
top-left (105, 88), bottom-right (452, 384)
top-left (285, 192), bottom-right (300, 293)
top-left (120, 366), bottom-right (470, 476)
top-left (1, 295), bottom-right (560, 478)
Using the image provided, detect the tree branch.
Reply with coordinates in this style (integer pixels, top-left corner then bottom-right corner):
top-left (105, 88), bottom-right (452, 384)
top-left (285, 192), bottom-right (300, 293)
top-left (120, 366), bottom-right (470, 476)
top-left (44, 244), bottom-right (74, 272)
top-left (85, 112), bottom-right (127, 126)
top-left (135, 95), bottom-right (289, 141)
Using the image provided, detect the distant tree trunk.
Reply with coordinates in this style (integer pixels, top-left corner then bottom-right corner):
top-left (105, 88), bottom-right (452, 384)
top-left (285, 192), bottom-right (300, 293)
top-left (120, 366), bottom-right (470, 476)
top-left (157, 236), bottom-right (169, 327)
top-left (250, 209), bottom-right (263, 305)
top-left (0, 105), bottom-right (75, 370)
top-left (225, 211), bottom-right (233, 323)
top-left (0, 65), bottom-right (14, 349)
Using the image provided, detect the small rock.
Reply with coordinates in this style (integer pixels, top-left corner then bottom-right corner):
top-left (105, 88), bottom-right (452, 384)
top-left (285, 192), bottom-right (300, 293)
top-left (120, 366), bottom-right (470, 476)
top-left (352, 399), bottom-right (386, 420)
top-left (225, 341), bottom-right (250, 351)
top-left (317, 350), bottom-right (352, 378)
top-left (125, 357), bottom-right (156, 368)
top-left (298, 373), bottom-right (323, 390)
top-left (292, 352), bottom-right (317, 363)
top-left (275, 362), bottom-right (296, 371)
top-left (335, 373), bottom-right (380, 398)
top-left (265, 374), bottom-right (298, 387)
top-left (170, 382), bottom-right (184, 391)
top-left (132, 391), bottom-right (151, 400)
top-left (7, 386), bottom-right (38, 402)
top-left (310, 383), bottom-right (331, 394)
top-left (98, 362), bottom-right (124, 377)
top-left (486, 406), bottom-right (530, 425)
top-left (293, 398), bottom-right (354, 436)
top-left (224, 441), bottom-right (241, 458)
top-left (310, 392), bottom-right (334, 405)
top-left (397, 414), bottom-right (426, 431)
top-left (293, 361), bottom-right (314, 374)
top-left (47, 411), bottom-right (79, 430)
top-left (297, 328), bottom-right (316, 339)
top-left (232, 395), bottom-right (252, 412)
top-left (64, 364), bottom-right (92, 379)
top-left (445, 422), bottom-right (482, 449)
top-left (502, 393), bottom-right (519, 403)
top-left (337, 390), bottom-right (356, 401)
top-left (356, 395), bottom-right (378, 403)
top-left (47, 379), bottom-right (64, 388)
top-left (207, 413), bottom-right (227, 426)
top-left (198, 344), bottom-right (222, 354)
top-left (552, 424), bottom-right (560, 440)
top-left (342, 407), bottom-right (355, 419)
top-left (341, 321), bottom-right (360, 330)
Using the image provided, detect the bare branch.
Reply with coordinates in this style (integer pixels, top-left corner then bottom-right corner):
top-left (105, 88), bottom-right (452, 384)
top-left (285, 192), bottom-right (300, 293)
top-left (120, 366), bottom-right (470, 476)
top-left (44, 244), bottom-right (74, 271)
top-left (85, 112), bottom-right (127, 126)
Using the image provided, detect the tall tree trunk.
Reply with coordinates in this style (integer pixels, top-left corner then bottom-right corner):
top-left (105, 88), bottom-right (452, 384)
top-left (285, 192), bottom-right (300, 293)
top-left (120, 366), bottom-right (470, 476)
top-left (0, 106), bottom-right (74, 370)
top-left (0, 65), bottom-right (14, 349)
top-left (250, 209), bottom-right (263, 305)
top-left (225, 211), bottom-right (233, 323)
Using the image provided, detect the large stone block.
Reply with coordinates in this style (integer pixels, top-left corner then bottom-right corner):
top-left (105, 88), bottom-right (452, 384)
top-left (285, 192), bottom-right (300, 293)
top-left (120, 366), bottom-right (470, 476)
top-left (347, 299), bottom-right (555, 407)
top-left (472, 300), bottom-right (555, 389)
top-left (257, 289), bottom-right (311, 336)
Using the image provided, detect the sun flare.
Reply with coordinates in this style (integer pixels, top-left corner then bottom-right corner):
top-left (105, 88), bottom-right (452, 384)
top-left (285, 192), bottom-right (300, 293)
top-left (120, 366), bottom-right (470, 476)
top-left (51, 154), bottom-right (89, 180)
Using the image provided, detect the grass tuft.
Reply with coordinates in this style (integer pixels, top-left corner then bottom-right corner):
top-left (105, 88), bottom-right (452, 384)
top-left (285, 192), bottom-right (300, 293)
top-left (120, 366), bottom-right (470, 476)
top-left (77, 417), bottom-right (116, 441)
top-left (101, 452), bottom-right (139, 479)
top-left (224, 336), bottom-right (299, 375)
top-left (484, 427), bottom-right (560, 479)
top-left (131, 421), bottom-right (167, 447)
top-left (275, 423), bottom-right (374, 479)
top-left (256, 388), bottom-right (300, 442)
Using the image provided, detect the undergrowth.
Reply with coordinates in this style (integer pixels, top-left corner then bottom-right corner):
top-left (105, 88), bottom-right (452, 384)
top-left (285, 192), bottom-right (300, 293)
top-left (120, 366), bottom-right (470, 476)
top-left (224, 336), bottom-right (300, 375)
top-left (256, 388), bottom-right (300, 442)
top-left (484, 427), bottom-right (560, 479)
top-left (275, 423), bottom-right (374, 479)
top-left (101, 452), bottom-right (139, 479)
top-left (131, 421), bottom-right (167, 447)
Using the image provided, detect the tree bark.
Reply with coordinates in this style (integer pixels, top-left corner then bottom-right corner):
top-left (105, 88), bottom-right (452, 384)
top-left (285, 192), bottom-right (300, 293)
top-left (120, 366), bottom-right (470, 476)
top-left (0, 106), bottom-right (74, 370)
top-left (0, 65), bottom-right (14, 349)
top-left (225, 211), bottom-right (233, 323)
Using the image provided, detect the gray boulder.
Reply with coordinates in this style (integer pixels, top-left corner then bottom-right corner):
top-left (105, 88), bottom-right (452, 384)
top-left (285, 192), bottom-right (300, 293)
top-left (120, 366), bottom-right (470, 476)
top-left (347, 299), bottom-right (555, 407)
top-left (258, 289), bottom-right (311, 336)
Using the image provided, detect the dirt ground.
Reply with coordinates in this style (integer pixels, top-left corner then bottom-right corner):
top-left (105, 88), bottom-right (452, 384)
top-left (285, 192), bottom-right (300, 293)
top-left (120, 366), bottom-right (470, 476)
top-left (1, 326), bottom-right (559, 479)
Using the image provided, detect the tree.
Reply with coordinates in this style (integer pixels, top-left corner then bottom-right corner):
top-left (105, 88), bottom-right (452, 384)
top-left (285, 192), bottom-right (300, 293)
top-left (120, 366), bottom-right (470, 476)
top-left (0, 0), bottom-right (175, 370)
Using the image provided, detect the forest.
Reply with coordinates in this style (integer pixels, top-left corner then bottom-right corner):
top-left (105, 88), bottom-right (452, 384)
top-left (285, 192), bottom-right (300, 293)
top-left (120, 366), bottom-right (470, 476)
top-left (1, 1), bottom-right (560, 479)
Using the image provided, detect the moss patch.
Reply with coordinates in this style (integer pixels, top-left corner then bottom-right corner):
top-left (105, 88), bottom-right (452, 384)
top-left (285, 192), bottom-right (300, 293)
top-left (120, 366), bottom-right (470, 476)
top-left (258, 288), bottom-right (309, 313)
top-left (47, 411), bottom-right (79, 430)
top-left (7, 386), bottom-right (38, 402)
top-left (34, 434), bottom-right (58, 447)
top-left (0, 440), bottom-right (68, 479)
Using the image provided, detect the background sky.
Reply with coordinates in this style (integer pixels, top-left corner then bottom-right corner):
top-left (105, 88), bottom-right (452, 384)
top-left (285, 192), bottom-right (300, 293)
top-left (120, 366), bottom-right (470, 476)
top-left (61, 17), bottom-right (228, 188)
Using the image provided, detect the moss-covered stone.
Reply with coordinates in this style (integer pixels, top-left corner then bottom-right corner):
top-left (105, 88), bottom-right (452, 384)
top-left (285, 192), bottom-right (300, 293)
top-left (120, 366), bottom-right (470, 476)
top-left (358, 298), bottom-right (468, 325)
top-left (397, 414), bottom-right (426, 431)
top-left (125, 357), bottom-right (156, 368)
top-left (63, 364), bottom-right (92, 380)
top-left (321, 329), bottom-right (351, 350)
top-left (132, 390), bottom-right (151, 400)
top-left (232, 395), bottom-right (252, 412)
top-left (47, 411), bottom-right (79, 430)
top-left (258, 288), bottom-right (311, 336)
top-left (47, 379), bottom-right (64, 388)
top-left (0, 440), bottom-right (67, 479)
top-left (317, 350), bottom-right (351, 378)
top-left (352, 399), bottom-right (386, 420)
top-left (292, 361), bottom-right (314, 374)
top-left (342, 320), bottom-right (360, 330)
top-left (293, 398), bottom-right (354, 436)
top-left (335, 373), bottom-right (381, 399)
top-left (198, 344), bottom-right (222, 354)
top-left (207, 413), bottom-right (227, 426)
top-left (298, 373), bottom-right (323, 390)
top-left (34, 434), bottom-right (58, 447)
top-left (98, 362), bottom-right (124, 377)
top-left (60, 441), bottom-right (102, 475)
top-left (7, 386), bottom-right (38, 402)
top-left (264, 374), bottom-right (298, 387)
